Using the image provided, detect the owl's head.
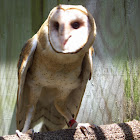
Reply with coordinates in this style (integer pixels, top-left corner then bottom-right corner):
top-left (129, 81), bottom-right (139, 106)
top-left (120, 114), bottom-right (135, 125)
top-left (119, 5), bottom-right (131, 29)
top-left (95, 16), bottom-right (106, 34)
top-left (47, 5), bottom-right (96, 54)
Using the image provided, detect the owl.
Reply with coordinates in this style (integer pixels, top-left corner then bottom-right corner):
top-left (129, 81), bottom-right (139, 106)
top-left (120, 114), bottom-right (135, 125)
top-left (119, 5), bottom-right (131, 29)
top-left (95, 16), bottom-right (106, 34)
top-left (16, 4), bottom-right (96, 136)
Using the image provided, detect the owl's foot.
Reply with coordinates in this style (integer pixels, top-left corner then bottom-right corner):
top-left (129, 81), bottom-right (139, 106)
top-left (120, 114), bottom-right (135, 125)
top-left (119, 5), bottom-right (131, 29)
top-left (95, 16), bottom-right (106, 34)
top-left (77, 123), bottom-right (96, 135)
top-left (16, 129), bottom-right (34, 139)
top-left (69, 119), bottom-right (96, 136)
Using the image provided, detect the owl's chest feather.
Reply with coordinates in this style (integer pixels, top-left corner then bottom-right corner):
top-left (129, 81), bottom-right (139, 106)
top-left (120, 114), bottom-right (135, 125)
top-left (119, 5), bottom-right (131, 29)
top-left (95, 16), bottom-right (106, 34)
top-left (28, 51), bottom-right (82, 91)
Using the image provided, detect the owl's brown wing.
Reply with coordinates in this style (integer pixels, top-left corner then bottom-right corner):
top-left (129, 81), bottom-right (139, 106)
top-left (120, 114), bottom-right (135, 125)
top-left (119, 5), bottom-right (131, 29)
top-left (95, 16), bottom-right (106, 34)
top-left (66, 47), bottom-right (94, 120)
top-left (16, 34), bottom-right (38, 130)
top-left (87, 47), bottom-right (94, 80)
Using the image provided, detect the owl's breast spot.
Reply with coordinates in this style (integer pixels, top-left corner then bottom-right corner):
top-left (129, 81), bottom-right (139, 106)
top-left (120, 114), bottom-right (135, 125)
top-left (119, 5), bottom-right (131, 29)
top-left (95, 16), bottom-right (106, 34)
top-left (44, 72), bottom-right (80, 91)
top-left (28, 67), bottom-right (81, 95)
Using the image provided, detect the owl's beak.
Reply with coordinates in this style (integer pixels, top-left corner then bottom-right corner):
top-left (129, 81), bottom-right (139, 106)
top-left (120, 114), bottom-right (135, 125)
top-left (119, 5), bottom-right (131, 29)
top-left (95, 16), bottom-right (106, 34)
top-left (59, 34), bottom-right (71, 50)
top-left (60, 35), bottom-right (71, 47)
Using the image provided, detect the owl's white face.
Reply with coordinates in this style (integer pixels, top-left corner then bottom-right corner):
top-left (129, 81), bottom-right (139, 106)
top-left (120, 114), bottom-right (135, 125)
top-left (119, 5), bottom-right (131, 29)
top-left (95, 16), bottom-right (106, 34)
top-left (48, 5), bottom-right (91, 54)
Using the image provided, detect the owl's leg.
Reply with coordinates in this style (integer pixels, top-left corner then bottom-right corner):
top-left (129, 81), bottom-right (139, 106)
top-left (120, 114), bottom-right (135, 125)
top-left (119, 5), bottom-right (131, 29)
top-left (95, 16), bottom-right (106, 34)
top-left (54, 98), bottom-right (80, 131)
top-left (16, 86), bottom-right (42, 138)
top-left (64, 89), bottom-right (96, 135)
top-left (22, 105), bottom-right (35, 132)
top-left (54, 98), bottom-right (75, 124)
top-left (68, 116), bottom-right (96, 136)
top-left (55, 98), bottom-right (96, 136)
top-left (54, 91), bottom-right (78, 128)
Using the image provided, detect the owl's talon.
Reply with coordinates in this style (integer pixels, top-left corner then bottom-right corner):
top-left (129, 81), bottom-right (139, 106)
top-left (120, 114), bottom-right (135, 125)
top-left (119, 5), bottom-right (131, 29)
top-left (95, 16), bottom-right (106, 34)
top-left (80, 126), bottom-right (87, 136)
top-left (16, 130), bottom-right (24, 138)
top-left (76, 123), bottom-right (96, 136)
top-left (16, 129), bottom-right (34, 139)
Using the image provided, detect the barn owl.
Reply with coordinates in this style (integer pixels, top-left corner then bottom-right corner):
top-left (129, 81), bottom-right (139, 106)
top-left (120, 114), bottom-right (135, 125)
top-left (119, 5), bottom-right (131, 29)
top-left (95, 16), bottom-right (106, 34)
top-left (16, 4), bottom-right (96, 136)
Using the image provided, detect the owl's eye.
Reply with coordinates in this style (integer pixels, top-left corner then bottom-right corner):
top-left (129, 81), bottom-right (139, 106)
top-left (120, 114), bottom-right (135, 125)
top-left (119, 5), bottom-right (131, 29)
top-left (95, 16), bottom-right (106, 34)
top-left (53, 22), bottom-right (59, 31)
top-left (71, 21), bottom-right (80, 29)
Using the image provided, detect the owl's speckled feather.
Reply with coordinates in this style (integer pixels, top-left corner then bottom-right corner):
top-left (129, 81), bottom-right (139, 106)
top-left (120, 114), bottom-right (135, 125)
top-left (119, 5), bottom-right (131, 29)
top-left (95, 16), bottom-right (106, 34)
top-left (16, 4), bottom-right (96, 133)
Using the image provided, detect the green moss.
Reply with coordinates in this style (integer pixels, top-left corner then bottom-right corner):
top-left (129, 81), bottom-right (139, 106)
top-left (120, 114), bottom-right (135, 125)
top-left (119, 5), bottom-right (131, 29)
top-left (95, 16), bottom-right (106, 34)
top-left (133, 72), bottom-right (139, 104)
top-left (124, 61), bottom-right (140, 121)
top-left (124, 61), bottom-right (131, 99)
